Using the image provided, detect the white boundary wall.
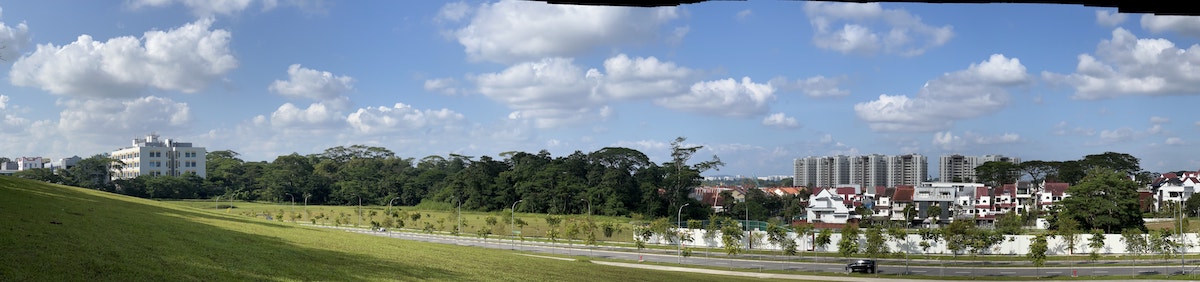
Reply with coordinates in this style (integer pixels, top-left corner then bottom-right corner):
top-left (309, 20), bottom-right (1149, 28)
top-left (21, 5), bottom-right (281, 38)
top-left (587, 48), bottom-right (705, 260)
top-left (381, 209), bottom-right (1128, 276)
top-left (641, 229), bottom-right (1199, 256)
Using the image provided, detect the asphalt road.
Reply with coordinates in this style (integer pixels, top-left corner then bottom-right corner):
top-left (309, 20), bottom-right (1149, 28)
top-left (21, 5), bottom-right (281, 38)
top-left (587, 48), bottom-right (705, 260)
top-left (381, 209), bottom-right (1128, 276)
top-left (317, 225), bottom-right (1200, 279)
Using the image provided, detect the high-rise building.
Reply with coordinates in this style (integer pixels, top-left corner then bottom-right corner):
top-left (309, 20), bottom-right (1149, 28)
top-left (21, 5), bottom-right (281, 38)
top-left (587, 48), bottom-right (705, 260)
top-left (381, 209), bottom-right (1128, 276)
top-left (850, 154), bottom-right (889, 189)
top-left (888, 154), bottom-right (928, 188)
top-left (938, 154), bottom-right (1021, 182)
top-left (797, 153), bottom-right (926, 189)
top-left (110, 133), bottom-right (207, 179)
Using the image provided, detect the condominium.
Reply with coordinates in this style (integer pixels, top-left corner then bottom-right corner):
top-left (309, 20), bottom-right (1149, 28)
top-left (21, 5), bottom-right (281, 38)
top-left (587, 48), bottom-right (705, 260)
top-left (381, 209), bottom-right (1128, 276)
top-left (110, 134), bottom-right (207, 179)
top-left (938, 154), bottom-right (1021, 182)
top-left (796, 153), bottom-right (927, 188)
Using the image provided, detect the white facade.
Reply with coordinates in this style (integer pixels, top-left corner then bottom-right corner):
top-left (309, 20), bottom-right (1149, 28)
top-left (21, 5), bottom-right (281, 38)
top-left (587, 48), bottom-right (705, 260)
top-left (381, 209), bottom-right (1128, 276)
top-left (849, 154), bottom-right (888, 189)
top-left (16, 157), bottom-right (45, 171)
top-left (797, 153), bottom-right (926, 189)
top-left (111, 134), bottom-right (207, 179)
top-left (1154, 172), bottom-right (1200, 211)
top-left (807, 188), bottom-right (854, 224)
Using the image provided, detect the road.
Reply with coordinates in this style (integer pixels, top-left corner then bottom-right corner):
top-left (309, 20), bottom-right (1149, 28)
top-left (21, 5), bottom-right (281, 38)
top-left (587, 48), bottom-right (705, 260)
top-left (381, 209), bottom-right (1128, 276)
top-left (317, 225), bottom-right (1199, 279)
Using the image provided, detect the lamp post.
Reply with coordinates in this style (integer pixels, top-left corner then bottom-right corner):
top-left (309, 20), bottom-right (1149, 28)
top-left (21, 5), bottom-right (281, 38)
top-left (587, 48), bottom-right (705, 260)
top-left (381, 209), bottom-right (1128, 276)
top-left (214, 195), bottom-right (220, 210)
top-left (678, 203), bottom-right (690, 263)
top-left (512, 199), bottom-right (523, 249)
top-left (286, 193), bottom-right (295, 217)
top-left (304, 193), bottom-right (311, 213)
top-left (357, 195), bottom-right (363, 227)
top-left (581, 196), bottom-right (592, 217)
top-left (388, 197), bottom-right (400, 214)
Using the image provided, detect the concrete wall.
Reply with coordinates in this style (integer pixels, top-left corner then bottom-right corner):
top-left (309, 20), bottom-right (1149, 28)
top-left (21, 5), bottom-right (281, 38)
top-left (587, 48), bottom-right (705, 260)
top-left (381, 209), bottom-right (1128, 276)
top-left (642, 229), bottom-right (1198, 256)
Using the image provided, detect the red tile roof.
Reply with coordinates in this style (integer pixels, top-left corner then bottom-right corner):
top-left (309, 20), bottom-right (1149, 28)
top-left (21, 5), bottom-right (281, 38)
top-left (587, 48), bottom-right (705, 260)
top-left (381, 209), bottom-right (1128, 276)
top-left (836, 187), bottom-right (857, 195)
top-left (892, 186), bottom-right (915, 203)
top-left (1044, 182), bottom-right (1069, 196)
top-left (975, 187), bottom-right (989, 199)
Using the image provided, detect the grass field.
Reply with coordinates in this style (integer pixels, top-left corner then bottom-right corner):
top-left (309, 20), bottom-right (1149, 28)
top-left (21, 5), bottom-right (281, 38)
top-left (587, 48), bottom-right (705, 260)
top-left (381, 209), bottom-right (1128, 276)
top-left (0, 176), bottom-right (768, 281)
top-left (166, 199), bottom-right (641, 244)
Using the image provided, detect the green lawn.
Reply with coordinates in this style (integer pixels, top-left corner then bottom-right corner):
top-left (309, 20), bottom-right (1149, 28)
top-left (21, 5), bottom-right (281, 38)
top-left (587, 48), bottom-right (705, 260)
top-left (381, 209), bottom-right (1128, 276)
top-left (0, 177), bottom-right (765, 281)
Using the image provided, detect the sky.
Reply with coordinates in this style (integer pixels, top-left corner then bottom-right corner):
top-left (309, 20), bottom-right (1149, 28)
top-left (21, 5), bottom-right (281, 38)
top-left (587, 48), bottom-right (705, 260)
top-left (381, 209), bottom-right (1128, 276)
top-left (0, 1), bottom-right (1198, 178)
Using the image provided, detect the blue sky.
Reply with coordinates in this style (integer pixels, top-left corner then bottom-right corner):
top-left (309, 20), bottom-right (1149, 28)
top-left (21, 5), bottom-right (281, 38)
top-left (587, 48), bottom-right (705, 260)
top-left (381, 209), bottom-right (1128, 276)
top-left (0, 1), bottom-right (1198, 178)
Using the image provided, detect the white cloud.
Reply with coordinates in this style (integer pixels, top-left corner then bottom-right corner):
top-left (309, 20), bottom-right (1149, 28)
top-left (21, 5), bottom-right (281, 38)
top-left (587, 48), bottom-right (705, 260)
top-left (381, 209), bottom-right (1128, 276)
top-left (10, 19), bottom-right (237, 98)
top-left (736, 9), bottom-right (752, 20)
top-left (424, 78), bottom-right (461, 95)
top-left (1165, 137), bottom-right (1185, 145)
top-left (269, 64), bottom-right (355, 101)
top-left (656, 77), bottom-right (775, 118)
top-left (762, 113), bottom-right (801, 129)
top-left (1095, 10), bottom-right (1127, 26)
top-left (437, 2), bottom-right (471, 23)
top-left (598, 54), bottom-right (695, 100)
top-left (1044, 28), bottom-right (1200, 99)
top-left (443, 0), bottom-right (681, 63)
top-left (346, 103), bottom-right (466, 135)
top-left (0, 94), bottom-right (7, 110)
top-left (1098, 127), bottom-right (1136, 143)
top-left (474, 57), bottom-right (604, 128)
top-left (268, 101), bottom-right (346, 131)
top-left (56, 96), bottom-right (190, 136)
top-left (127, 0), bottom-right (328, 17)
top-left (0, 9), bottom-right (31, 63)
top-left (1151, 116), bottom-right (1171, 123)
top-left (933, 130), bottom-right (1021, 150)
top-left (1141, 14), bottom-right (1200, 38)
top-left (0, 95), bottom-right (29, 133)
top-left (804, 2), bottom-right (952, 56)
top-left (855, 54), bottom-right (1028, 132)
top-left (770, 75), bottom-right (850, 97)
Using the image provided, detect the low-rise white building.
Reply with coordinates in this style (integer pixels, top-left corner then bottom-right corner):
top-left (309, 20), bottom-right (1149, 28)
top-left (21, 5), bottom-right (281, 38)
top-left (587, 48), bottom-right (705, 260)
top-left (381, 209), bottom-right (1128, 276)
top-left (1153, 171), bottom-right (1200, 211)
top-left (807, 188), bottom-right (855, 224)
top-left (110, 134), bottom-right (207, 179)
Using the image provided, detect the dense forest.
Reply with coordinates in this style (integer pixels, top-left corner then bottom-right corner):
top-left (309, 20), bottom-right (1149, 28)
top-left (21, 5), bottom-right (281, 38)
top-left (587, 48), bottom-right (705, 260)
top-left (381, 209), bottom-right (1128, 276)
top-left (13, 137), bottom-right (805, 219)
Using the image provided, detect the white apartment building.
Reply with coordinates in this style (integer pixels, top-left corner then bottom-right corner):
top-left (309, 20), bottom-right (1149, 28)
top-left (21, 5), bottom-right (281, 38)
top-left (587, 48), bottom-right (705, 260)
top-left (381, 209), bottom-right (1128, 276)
top-left (937, 154), bottom-right (1021, 183)
top-left (111, 134), bottom-right (207, 179)
top-left (850, 154), bottom-right (889, 189)
top-left (888, 154), bottom-right (928, 188)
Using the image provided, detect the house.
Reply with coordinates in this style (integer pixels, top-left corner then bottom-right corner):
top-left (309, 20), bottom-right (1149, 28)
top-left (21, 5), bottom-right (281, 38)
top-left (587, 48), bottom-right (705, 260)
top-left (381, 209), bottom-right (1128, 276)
top-left (993, 183), bottom-right (1021, 215)
top-left (890, 185), bottom-right (915, 222)
top-left (1038, 182), bottom-right (1071, 211)
top-left (866, 186), bottom-right (893, 219)
top-left (1152, 171), bottom-right (1200, 211)
top-left (914, 182), bottom-right (983, 223)
top-left (807, 188), bottom-right (856, 224)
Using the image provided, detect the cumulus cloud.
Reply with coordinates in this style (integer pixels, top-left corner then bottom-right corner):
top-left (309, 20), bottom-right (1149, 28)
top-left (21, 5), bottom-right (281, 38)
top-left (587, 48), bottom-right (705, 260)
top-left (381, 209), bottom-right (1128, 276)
top-left (656, 77), bottom-right (775, 118)
top-left (736, 9), bottom-right (752, 20)
top-left (1043, 28), bottom-right (1200, 99)
top-left (440, 0), bottom-right (682, 63)
top-left (269, 64), bottom-right (355, 101)
top-left (0, 8), bottom-right (31, 63)
top-left (437, 2), bottom-right (471, 23)
top-left (474, 57), bottom-right (604, 128)
top-left (267, 101), bottom-right (346, 130)
top-left (0, 95), bottom-right (29, 132)
top-left (10, 19), bottom-right (236, 98)
top-left (762, 113), bottom-right (801, 129)
top-left (1141, 14), bottom-right (1200, 38)
top-left (1095, 10), bottom-right (1127, 26)
top-left (424, 78), bottom-right (461, 95)
top-left (1151, 116), bottom-right (1171, 123)
top-left (346, 103), bottom-right (466, 135)
top-left (127, 0), bottom-right (329, 17)
top-left (932, 131), bottom-right (1020, 151)
top-left (598, 54), bottom-right (695, 100)
top-left (855, 54), bottom-right (1029, 132)
top-left (1098, 127), bottom-right (1137, 144)
top-left (770, 75), bottom-right (850, 98)
top-left (1166, 137), bottom-right (1186, 145)
top-left (56, 96), bottom-right (190, 135)
top-left (804, 2), bottom-right (952, 56)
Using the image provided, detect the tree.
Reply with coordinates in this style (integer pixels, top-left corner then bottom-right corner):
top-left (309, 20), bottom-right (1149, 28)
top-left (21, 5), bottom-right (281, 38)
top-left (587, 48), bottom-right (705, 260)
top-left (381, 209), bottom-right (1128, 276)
top-left (1027, 234), bottom-right (1048, 278)
top-left (838, 224), bottom-right (860, 258)
top-left (12, 168), bottom-right (63, 184)
top-left (926, 204), bottom-right (942, 226)
top-left (975, 161), bottom-right (1020, 188)
top-left (863, 225), bottom-right (888, 259)
top-left (887, 225), bottom-right (910, 273)
top-left (1120, 228), bottom-right (1147, 276)
top-left (793, 223), bottom-right (815, 260)
top-left (1088, 229), bottom-right (1105, 262)
top-left (917, 227), bottom-right (942, 258)
top-left (719, 217), bottom-right (744, 256)
top-left (995, 210), bottom-right (1023, 235)
top-left (663, 137), bottom-right (724, 219)
top-left (967, 229), bottom-right (1004, 257)
top-left (1056, 168), bottom-right (1146, 233)
top-left (1185, 194), bottom-right (1200, 217)
top-left (765, 219), bottom-right (796, 257)
top-left (1057, 216), bottom-right (1080, 255)
top-left (943, 219), bottom-right (974, 257)
top-left (1149, 228), bottom-right (1176, 260)
top-left (815, 228), bottom-right (833, 255)
top-left (1082, 152), bottom-right (1141, 176)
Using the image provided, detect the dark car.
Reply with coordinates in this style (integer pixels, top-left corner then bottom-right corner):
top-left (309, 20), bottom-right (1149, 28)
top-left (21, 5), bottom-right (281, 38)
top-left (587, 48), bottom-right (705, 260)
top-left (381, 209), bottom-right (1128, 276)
top-left (845, 259), bottom-right (877, 274)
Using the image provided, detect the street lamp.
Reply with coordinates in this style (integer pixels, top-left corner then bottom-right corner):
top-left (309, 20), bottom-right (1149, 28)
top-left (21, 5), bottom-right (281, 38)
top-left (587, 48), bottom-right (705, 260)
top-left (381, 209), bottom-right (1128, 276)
top-left (304, 193), bottom-right (311, 213)
top-left (678, 203), bottom-right (690, 262)
top-left (388, 197), bottom-right (400, 214)
top-left (357, 195), bottom-right (363, 227)
top-left (286, 193), bottom-right (295, 217)
top-left (214, 195), bottom-right (221, 210)
top-left (580, 196), bottom-right (592, 217)
top-left (512, 199), bottom-right (523, 249)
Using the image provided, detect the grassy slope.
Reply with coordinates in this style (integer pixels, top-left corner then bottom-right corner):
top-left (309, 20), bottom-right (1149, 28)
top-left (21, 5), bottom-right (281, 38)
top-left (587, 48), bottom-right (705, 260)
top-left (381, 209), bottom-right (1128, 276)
top-left (0, 177), bottom-right (763, 281)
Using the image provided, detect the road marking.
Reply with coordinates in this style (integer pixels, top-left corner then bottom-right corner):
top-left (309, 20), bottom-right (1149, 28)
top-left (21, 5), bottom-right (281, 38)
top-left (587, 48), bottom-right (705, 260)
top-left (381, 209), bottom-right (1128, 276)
top-left (1000, 271), bottom-right (1016, 274)
top-left (1045, 271), bottom-right (1062, 274)
top-left (955, 271), bottom-right (970, 274)
top-left (911, 271), bottom-right (926, 273)
top-left (1094, 271), bottom-right (1108, 274)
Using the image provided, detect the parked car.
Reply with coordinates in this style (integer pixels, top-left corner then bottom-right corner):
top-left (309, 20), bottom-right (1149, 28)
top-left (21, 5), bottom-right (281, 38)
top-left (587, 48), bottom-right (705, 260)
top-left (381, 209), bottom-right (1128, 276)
top-left (845, 259), bottom-right (877, 274)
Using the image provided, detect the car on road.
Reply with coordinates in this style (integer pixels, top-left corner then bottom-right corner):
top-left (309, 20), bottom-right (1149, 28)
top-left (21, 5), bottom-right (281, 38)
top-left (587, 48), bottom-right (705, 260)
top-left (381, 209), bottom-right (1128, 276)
top-left (845, 259), bottom-right (876, 274)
